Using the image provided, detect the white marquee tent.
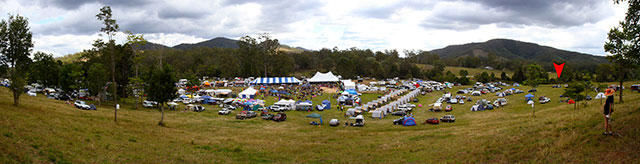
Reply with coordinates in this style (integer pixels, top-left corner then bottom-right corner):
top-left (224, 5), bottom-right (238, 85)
top-left (307, 71), bottom-right (340, 83)
top-left (239, 87), bottom-right (257, 99)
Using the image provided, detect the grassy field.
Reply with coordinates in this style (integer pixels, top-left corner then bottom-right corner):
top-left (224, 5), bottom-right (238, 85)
top-left (1, 84), bottom-right (639, 163)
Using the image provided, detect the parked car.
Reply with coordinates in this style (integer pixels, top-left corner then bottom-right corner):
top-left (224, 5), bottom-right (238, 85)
top-left (539, 96), bottom-right (551, 104)
top-left (218, 108), bottom-right (231, 115)
top-left (142, 100), bottom-right (157, 108)
top-left (445, 105), bottom-right (453, 112)
top-left (27, 90), bottom-right (36, 97)
top-left (74, 100), bottom-right (90, 110)
top-left (262, 113), bottom-right (274, 120)
top-left (393, 117), bottom-right (404, 125)
top-left (450, 98), bottom-right (458, 104)
top-left (528, 89), bottom-right (537, 92)
top-left (391, 111), bottom-right (406, 116)
top-left (413, 98), bottom-right (419, 103)
top-left (425, 118), bottom-right (439, 124)
top-left (496, 98), bottom-right (508, 106)
top-left (55, 94), bottom-right (71, 101)
top-left (631, 84), bottom-right (640, 92)
top-left (586, 95), bottom-right (592, 100)
top-left (329, 119), bottom-right (340, 126)
top-left (441, 115), bottom-right (456, 123)
top-left (236, 111), bottom-right (257, 119)
top-left (273, 112), bottom-right (287, 122)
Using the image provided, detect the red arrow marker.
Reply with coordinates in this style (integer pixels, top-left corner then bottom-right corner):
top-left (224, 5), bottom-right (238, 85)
top-left (553, 62), bottom-right (565, 78)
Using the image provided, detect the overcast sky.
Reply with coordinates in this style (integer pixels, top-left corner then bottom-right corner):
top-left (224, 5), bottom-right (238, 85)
top-left (0, 0), bottom-right (628, 57)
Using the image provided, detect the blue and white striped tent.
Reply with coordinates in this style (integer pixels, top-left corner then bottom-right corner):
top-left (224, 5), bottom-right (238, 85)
top-left (250, 77), bottom-right (302, 84)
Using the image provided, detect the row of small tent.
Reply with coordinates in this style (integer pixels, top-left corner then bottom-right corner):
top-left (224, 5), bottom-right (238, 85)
top-left (362, 89), bottom-right (406, 110)
top-left (371, 89), bottom-right (420, 119)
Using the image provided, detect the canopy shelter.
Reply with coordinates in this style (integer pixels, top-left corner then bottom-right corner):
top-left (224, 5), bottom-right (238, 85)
top-left (307, 71), bottom-right (340, 83)
top-left (250, 77), bottom-right (301, 85)
top-left (306, 113), bottom-right (323, 124)
top-left (239, 87), bottom-right (257, 99)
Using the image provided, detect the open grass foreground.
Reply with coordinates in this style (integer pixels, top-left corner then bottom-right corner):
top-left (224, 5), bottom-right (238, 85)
top-left (0, 85), bottom-right (639, 163)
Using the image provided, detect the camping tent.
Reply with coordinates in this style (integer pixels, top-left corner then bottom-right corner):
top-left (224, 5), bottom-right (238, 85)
top-left (307, 71), bottom-right (340, 83)
top-left (239, 87), bottom-right (257, 99)
top-left (342, 80), bottom-right (356, 90)
top-left (402, 116), bottom-right (417, 126)
top-left (595, 92), bottom-right (605, 99)
top-left (471, 91), bottom-right (481, 96)
top-left (371, 110), bottom-right (384, 119)
top-left (250, 77), bottom-right (301, 84)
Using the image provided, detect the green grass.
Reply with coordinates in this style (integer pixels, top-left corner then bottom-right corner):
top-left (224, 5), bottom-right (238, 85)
top-left (0, 85), bottom-right (639, 163)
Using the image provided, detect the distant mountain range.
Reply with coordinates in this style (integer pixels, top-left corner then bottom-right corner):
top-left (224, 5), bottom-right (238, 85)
top-left (135, 37), bottom-right (305, 53)
top-left (428, 38), bottom-right (608, 65)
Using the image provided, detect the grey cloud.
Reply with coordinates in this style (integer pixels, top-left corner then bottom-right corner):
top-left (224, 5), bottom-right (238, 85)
top-left (37, 0), bottom-right (150, 10)
top-left (417, 0), bottom-right (611, 30)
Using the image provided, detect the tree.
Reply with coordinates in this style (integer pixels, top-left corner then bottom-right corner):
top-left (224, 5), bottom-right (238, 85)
top-left (523, 64), bottom-right (547, 87)
top-left (145, 64), bottom-right (177, 126)
top-left (500, 71), bottom-right (510, 81)
top-left (459, 70), bottom-right (468, 77)
top-left (604, 0), bottom-right (640, 103)
top-left (258, 33), bottom-right (279, 77)
top-left (29, 52), bottom-right (60, 87)
top-left (87, 63), bottom-right (107, 105)
top-left (0, 14), bottom-right (33, 106)
top-left (125, 30), bottom-right (146, 110)
top-left (511, 68), bottom-right (526, 83)
top-left (96, 6), bottom-right (120, 121)
top-left (563, 82), bottom-right (585, 110)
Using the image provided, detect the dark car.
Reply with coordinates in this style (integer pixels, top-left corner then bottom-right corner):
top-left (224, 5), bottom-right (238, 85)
top-left (391, 111), bottom-right (406, 116)
top-left (425, 118), bottom-right (439, 124)
top-left (393, 117), bottom-right (404, 125)
top-left (528, 89), bottom-right (537, 92)
top-left (273, 112), bottom-right (287, 122)
top-left (413, 98), bottom-right (419, 103)
top-left (441, 115), bottom-right (455, 123)
top-left (246, 111), bottom-right (257, 118)
top-left (586, 95), bottom-right (592, 100)
top-left (56, 94), bottom-right (71, 101)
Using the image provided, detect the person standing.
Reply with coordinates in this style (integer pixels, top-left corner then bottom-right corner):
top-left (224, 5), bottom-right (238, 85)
top-left (602, 89), bottom-right (615, 135)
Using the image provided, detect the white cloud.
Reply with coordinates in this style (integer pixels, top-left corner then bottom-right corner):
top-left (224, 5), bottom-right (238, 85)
top-left (0, 0), bottom-right (630, 57)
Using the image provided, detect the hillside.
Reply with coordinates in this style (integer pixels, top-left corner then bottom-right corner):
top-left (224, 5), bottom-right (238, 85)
top-left (1, 84), bottom-right (638, 163)
top-left (429, 39), bottom-right (608, 65)
top-left (173, 37), bottom-right (239, 50)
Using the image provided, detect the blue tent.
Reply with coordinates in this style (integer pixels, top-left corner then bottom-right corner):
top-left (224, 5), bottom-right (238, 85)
top-left (322, 100), bottom-right (331, 109)
top-left (278, 90), bottom-right (289, 95)
top-left (179, 95), bottom-right (188, 98)
top-left (402, 117), bottom-right (417, 126)
top-left (525, 93), bottom-right (534, 101)
top-left (345, 89), bottom-right (358, 95)
top-left (270, 89), bottom-right (278, 93)
top-left (201, 95), bottom-right (212, 104)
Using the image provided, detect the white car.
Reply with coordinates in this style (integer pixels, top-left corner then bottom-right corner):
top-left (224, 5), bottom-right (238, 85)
top-left (27, 90), bottom-right (37, 96)
top-left (142, 100), bottom-right (158, 108)
top-left (218, 109), bottom-right (231, 115)
top-left (74, 100), bottom-right (90, 110)
top-left (450, 98), bottom-right (458, 104)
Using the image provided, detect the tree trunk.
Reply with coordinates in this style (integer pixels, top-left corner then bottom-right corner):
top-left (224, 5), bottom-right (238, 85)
top-left (158, 103), bottom-right (165, 126)
top-left (112, 47), bottom-right (118, 122)
top-left (619, 78), bottom-right (624, 103)
top-left (13, 91), bottom-right (19, 106)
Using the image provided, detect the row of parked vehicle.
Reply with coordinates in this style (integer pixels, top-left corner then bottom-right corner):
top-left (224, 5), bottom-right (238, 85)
top-left (393, 115), bottom-right (456, 125)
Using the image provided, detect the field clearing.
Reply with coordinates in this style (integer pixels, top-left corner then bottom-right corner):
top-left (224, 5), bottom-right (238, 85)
top-left (0, 85), bottom-right (639, 163)
top-left (416, 64), bottom-right (556, 79)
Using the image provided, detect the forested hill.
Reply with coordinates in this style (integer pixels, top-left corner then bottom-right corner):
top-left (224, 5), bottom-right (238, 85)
top-left (173, 37), bottom-right (239, 50)
top-left (135, 37), bottom-right (305, 53)
top-left (428, 39), bottom-right (608, 68)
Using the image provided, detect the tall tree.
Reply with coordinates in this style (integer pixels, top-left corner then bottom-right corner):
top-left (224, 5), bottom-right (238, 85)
top-left (258, 33), bottom-right (279, 77)
top-left (0, 14), bottom-right (33, 106)
top-left (145, 64), bottom-right (177, 126)
top-left (87, 63), bottom-right (107, 105)
top-left (563, 82), bottom-right (585, 110)
top-left (604, 0), bottom-right (640, 103)
top-left (96, 6), bottom-right (120, 121)
top-left (125, 30), bottom-right (146, 110)
top-left (29, 52), bottom-right (60, 87)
